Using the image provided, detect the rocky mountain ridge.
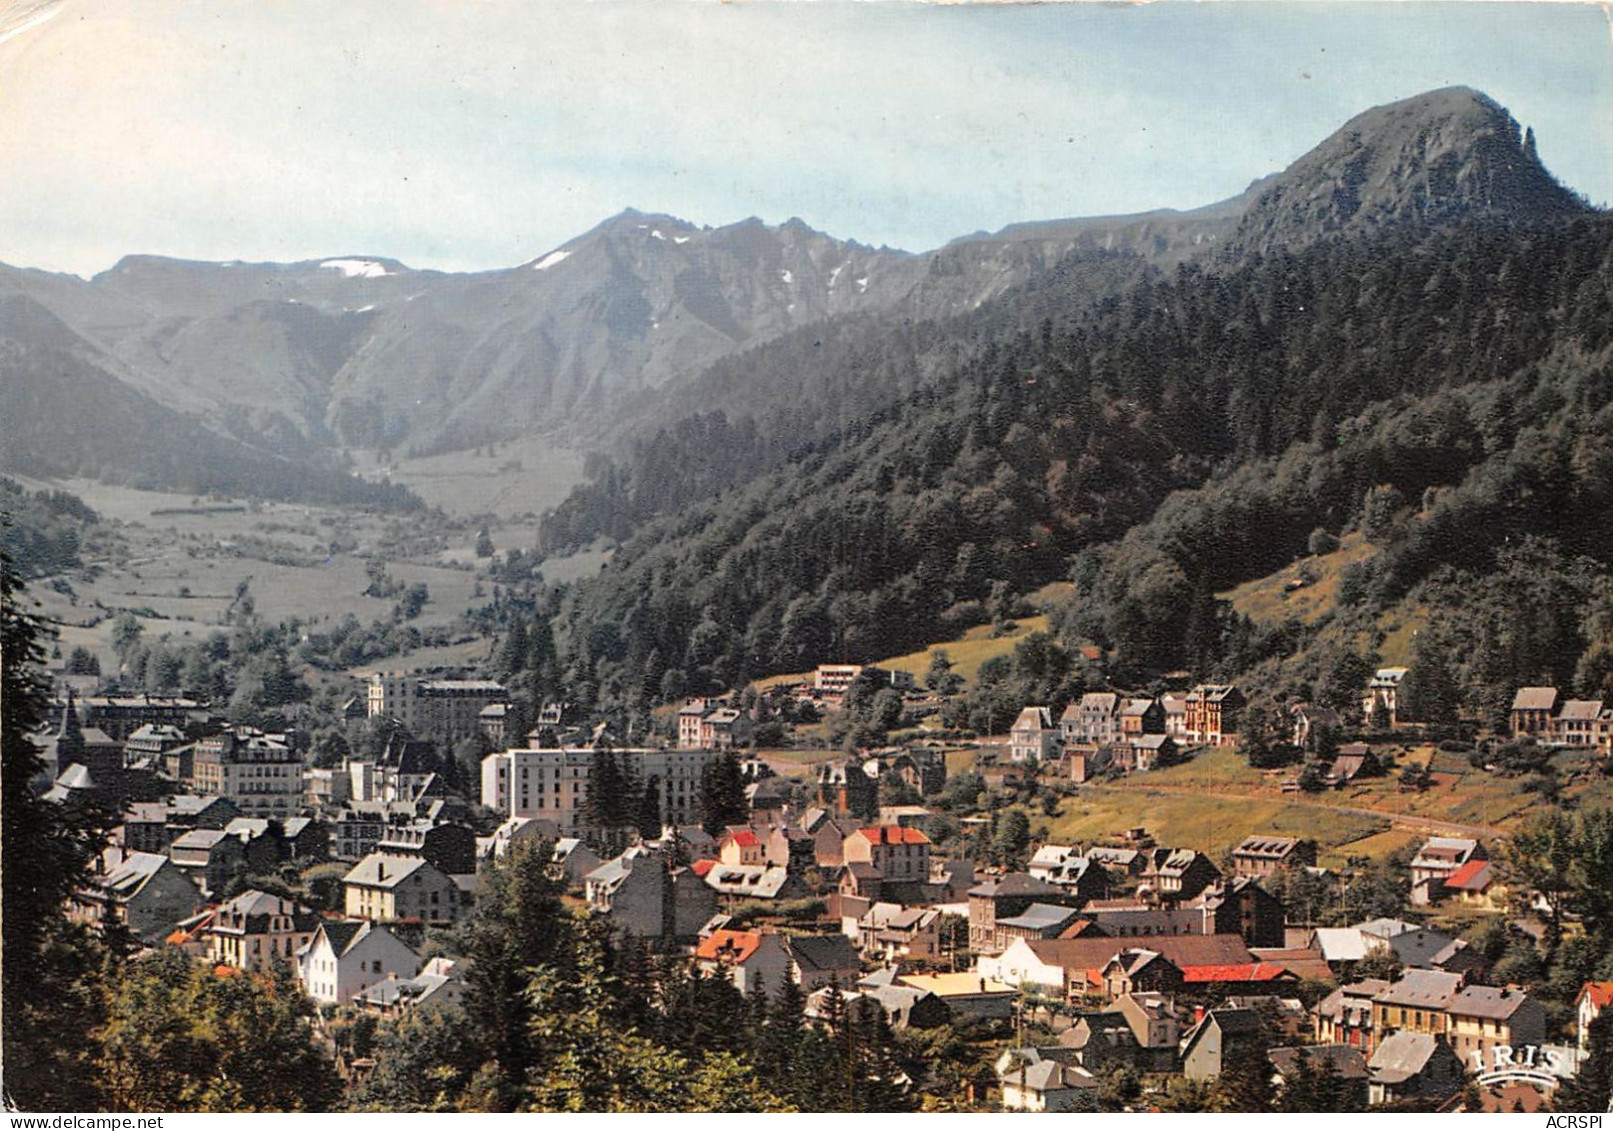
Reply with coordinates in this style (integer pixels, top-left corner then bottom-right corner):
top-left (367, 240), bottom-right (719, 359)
top-left (0, 86), bottom-right (1593, 501)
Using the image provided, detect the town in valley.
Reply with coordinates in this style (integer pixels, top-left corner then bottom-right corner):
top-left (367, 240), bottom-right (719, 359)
top-left (5, 0), bottom-right (1613, 1117)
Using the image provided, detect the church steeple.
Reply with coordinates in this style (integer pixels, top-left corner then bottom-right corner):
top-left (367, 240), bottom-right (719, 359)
top-left (60, 687), bottom-right (83, 739)
top-left (55, 688), bottom-right (85, 778)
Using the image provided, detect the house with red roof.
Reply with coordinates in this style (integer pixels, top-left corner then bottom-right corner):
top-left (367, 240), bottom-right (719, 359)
top-left (1179, 961), bottom-right (1300, 994)
top-left (843, 825), bottom-right (931, 884)
top-left (695, 928), bottom-right (862, 997)
top-left (696, 929), bottom-right (791, 996)
top-left (1409, 837), bottom-right (1486, 907)
top-left (1439, 858), bottom-right (1501, 909)
top-left (1578, 982), bottom-right (1613, 1054)
top-left (717, 828), bottom-right (765, 867)
top-left (980, 934), bottom-right (1257, 1003)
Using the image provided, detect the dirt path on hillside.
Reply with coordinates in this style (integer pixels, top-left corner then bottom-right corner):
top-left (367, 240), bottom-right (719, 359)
top-left (1087, 781), bottom-right (1510, 839)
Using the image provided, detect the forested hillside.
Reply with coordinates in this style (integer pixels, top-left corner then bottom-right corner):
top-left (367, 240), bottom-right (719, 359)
top-left (537, 250), bottom-right (1158, 552)
top-left (544, 211), bottom-right (1613, 715)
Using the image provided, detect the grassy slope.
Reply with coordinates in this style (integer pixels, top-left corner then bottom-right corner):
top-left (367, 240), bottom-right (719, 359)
top-left (1019, 742), bottom-right (1591, 866)
top-left (1051, 787), bottom-right (1394, 868)
top-left (350, 436), bottom-right (588, 519)
top-left (754, 615), bottom-right (1054, 693)
top-left (1218, 531), bottom-right (1377, 627)
top-left (1217, 530), bottom-right (1429, 666)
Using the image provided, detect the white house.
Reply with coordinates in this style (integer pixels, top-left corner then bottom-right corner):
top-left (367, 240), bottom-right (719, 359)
top-left (978, 936), bottom-right (1075, 997)
top-left (1010, 707), bottom-right (1059, 763)
top-left (996, 1048), bottom-right (1097, 1112)
top-left (297, 919), bottom-right (420, 1006)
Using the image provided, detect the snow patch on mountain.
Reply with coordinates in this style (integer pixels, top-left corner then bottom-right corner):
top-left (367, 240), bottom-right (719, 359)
top-left (532, 249), bottom-right (571, 271)
top-left (321, 258), bottom-right (390, 278)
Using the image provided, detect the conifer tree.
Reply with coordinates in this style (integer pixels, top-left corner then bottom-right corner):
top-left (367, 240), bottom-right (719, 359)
top-left (2, 541), bottom-right (111, 1110)
top-left (584, 747), bottom-right (629, 829)
top-left (495, 619), bottom-right (529, 679)
top-left (1210, 1040), bottom-right (1277, 1112)
top-left (636, 775), bottom-right (664, 839)
top-left (1555, 1010), bottom-right (1613, 1112)
top-left (699, 750), bottom-right (748, 835)
top-left (461, 840), bottom-right (571, 1111)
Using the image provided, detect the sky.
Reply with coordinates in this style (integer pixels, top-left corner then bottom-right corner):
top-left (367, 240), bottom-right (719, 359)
top-left (1, 0), bottom-right (1609, 277)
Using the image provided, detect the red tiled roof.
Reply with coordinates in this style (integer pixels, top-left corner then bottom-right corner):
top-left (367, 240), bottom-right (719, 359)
top-left (857, 825), bottom-right (930, 846)
top-left (1581, 982), bottom-right (1613, 1009)
top-left (695, 929), bottom-right (763, 964)
top-left (1443, 859), bottom-right (1491, 891)
top-left (729, 830), bottom-right (761, 848)
top-left (1181, 962), bottom-right (1294, 984)
top-left (691, 859), bottom-right (716, 877)
top-left (1025, 934), bottom-right (1253, 973)
top-left (1058, 920), bottom-right (1105, 939)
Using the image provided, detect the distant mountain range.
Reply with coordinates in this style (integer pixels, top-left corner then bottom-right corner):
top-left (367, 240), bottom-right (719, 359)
top-left (0, 86), bottom-right (1591, 504)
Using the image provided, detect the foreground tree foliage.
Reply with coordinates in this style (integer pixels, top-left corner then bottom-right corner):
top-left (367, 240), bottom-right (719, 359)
top-left (1, 537), bottom-right (111, 1109)
top-left (350, 845), bottom-right (921, 1112)
top-left (524, 933), bottom-right (792, 1112)
top-left (1556, 1010), bottom-right (1613, 1113)
top-left (97, 950), bottom-right (340, 1112)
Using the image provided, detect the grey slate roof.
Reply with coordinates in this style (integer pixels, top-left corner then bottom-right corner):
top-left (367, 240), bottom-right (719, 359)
top-left (1448, 984), bottom-right (1532, 1021)
top-left (1270, 1045), bottom-right (1368, 1081)
top-left (344, 853), bottom-right (428, 890)
top-left (786, 933), bottom-right (862, 974)
top-left (1389, 928), bottom-right (1462, 969)
top-left (1354, 917), bottom-right (1419, 939)
top-left (315, 918), bottom-right (366, 956)
top-left (969, 873), bottom-right (1065, 899)
top-left (1374, 969), bottom-right (1464, 1010)
top-left (170, 828), bottom-right (230, 851)
top-left (1369, 1031), bottom-right (1442, 1084)
top-left (995, 903), bottom-right (1082, 932)
top-left (101, 851), bottom-right (171, 896)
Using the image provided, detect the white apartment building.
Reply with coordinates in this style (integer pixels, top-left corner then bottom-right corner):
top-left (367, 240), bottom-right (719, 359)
top-left (480, 746), bottom-right (716, 830)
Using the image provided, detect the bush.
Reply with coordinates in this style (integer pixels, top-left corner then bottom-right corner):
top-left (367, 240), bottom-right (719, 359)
top-left (1520, 774), bottom-right (1560, 801)
top-left (1307, 528), bottom-right (1342, 556)
top-left (1336, 562), bottom-right (1374, 607)
top-left (1490, 737), bottom-right (1552, 777)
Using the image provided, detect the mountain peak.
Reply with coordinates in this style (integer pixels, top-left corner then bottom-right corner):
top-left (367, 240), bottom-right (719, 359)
top-left (1227, 86), bottom-right (1589, 258)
